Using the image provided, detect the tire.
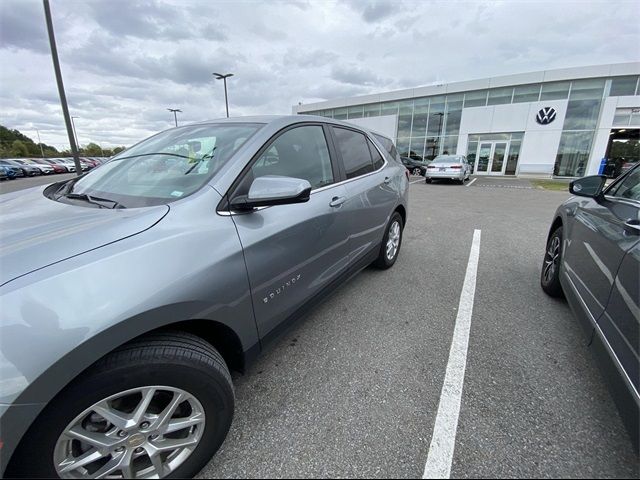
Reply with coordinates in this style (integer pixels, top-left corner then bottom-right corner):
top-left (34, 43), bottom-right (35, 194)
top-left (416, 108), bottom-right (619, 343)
top-left (412, 168), bottom-right (421, 176)
top-left (6, 331), bottom-right (234, 479)
top-left (425, 178), bottom-right (432, 183)
top-left (373, 212), bottom-right (403, 269)
top-left (541, 226), bottom-right (564, 297)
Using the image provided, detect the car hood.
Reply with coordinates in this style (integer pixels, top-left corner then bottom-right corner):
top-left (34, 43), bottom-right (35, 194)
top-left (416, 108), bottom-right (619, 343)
top-left (0, 187), bottom-right (169, 286)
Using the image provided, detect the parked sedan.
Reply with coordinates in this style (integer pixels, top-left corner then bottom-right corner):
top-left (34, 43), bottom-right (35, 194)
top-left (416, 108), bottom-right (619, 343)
top-left (15, 158), bottom-right (53, 175)
top-left (425, 154), bottom-right (471, 184)
top-left (0, 164), bottom-right (22, 179)
top-left (540, 165), bottom-right (639, 449)
top-left (0, 116), bottom-right (408, 478)
top-left (401, 156), bottom-right (428, 176)
top-left (0, 165), bottom-right (8, 180)
top-left (41, 158), bottom-right (68, 173)
top-left (52, 158), bottom-right (77, 173)
top-left (0, 159), bottom-right (40, 177)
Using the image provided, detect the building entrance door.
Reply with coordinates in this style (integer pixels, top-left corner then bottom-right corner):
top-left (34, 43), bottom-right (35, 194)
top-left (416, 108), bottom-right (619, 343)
top-left (474, 141), bottom-right (510, 175)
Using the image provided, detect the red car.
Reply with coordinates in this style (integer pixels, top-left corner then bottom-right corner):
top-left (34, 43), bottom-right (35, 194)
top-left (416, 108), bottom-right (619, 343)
top-left (41, 159), bottom-right (67, 174)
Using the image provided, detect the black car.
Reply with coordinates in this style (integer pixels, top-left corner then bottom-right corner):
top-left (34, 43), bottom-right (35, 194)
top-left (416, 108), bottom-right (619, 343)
top-left (541, 165), bottom-right (639, 449)
top-left (400, 156), bottom-right (428, 176)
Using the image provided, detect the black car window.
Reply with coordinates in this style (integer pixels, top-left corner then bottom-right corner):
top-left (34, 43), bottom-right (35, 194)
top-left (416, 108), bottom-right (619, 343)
top-left (333, 127), bottom-right (374, 179)
top-left (368, 139), bottom-right (384, 170)
top-left (373, 133), bottom-right (400, 161)
top-left (237, 125), bottom-right (334, 195)
top-left (608, 167), bottom-right (640, 201)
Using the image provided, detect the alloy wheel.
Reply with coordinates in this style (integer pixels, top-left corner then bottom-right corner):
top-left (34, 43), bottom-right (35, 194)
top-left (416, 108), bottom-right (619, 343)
top-left (53, 386), bottom-right (205, 479)
top-left (386, 220), bottom-right (401, 261)
top-left (543, 235), bottom-right (561, 283)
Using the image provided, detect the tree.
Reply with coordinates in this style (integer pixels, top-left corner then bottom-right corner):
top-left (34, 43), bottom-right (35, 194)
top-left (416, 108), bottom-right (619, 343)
top-left (83, 143), bottom-right (103, 156)
top-left (11, 140), bottom-right (28, 157)
top-left (112, 146), bottom-right (125, 155)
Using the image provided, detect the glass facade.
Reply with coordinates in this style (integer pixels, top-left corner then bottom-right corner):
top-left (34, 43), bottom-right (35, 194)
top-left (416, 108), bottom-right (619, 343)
top-left (467, 132), bottom-right (523, 175)
top-left (553, 79), bottom-right (605, 177)
top-left (613, 107), bottom-right (640, 127)
top-left (301, 73), bottom-right (639, 177)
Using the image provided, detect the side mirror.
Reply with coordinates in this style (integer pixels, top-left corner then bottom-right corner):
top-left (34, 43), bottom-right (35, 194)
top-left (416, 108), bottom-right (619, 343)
top-left (569, 175), bottom-right (607, 198)
top-left (230, 175), bottom-right (312, 210)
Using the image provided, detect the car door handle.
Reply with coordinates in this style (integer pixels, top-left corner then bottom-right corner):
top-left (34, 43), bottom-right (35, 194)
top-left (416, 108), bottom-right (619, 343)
top-left (330, 196), bottom-right (346, 207)
top-left (384, 176), bottom-right (391, 184)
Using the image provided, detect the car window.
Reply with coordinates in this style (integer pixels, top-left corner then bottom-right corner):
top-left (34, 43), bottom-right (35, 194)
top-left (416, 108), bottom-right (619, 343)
top-left (237, 125), bottom-right (334, 195)
top-left (607, 167), bottom-right (640, 201)
top-left (373, 133), bottom-right (400, 162)
top-left (368, 139), bottom-right (384, 170)
top-left (333, 127), bottom-right (374, 179)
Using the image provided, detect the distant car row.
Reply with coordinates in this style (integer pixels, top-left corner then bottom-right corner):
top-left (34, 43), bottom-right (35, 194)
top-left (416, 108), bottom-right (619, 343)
top-left (0, 157), bottom-right (109, 180)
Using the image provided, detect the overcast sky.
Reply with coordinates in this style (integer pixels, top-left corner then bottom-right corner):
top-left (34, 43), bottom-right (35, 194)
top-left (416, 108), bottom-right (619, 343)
top-left (1, 0), bottom-right (638, 149)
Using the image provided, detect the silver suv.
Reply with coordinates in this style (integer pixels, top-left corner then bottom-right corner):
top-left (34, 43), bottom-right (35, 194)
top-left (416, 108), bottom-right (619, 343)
top-left (0, 115), bottom-right (408, 478)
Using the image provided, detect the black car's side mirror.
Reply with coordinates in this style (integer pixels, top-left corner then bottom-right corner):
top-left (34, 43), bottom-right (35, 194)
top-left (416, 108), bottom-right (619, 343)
top-left (569, 175), bottom-right (607, 198)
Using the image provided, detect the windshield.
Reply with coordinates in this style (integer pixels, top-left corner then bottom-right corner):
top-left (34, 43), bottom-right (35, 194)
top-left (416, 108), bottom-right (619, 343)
top-left (63, 123), bottom-right (262, 208)
top-left (433, 155), bottom-right (464, 164)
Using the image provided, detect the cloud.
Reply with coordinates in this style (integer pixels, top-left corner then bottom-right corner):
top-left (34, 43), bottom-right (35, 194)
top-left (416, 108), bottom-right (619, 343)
top-left (346, 0), bottom-right (401, 23)
top-left (0, 0), bottom-right (638, 150)
top-left (0, 0), bottom-right (49, 53)
top-left (331, 64), bottom-right (387, 87)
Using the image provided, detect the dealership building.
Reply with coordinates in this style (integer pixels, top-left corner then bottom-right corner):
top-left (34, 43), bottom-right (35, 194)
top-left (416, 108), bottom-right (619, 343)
top-left (293, 62), bottom-right (640, 178)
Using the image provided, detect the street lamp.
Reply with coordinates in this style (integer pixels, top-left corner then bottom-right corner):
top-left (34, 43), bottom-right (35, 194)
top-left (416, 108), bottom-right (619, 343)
top-left (43, 0), bottom-right (82, 175)
top-left (432, 112), bottom-right (444, 156)
top-left (213, 72), bottom-right (233, 118)
top-left (167, 108), bottom-right (182, 127)
top-left (71, 116), bottom-right (80, 151)
top-left (35, 128), bottom-right (45, 158)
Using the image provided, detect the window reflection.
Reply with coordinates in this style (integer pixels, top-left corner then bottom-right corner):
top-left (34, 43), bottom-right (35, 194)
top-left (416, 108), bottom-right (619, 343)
top-left (487, 87), bottom-right (513, 106)
top-left (554, 131), bottom-right (593, 177)
top-left (540, 81), bottom-right (570, 100)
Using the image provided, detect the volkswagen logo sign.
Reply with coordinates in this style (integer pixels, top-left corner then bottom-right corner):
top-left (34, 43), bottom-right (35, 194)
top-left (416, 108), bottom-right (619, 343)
top-left (536, 107), bottom-right (557, 125)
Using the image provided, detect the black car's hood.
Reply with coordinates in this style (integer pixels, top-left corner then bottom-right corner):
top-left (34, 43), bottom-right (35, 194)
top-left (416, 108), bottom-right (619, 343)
top-left (0, 187), bottom-right (169, 286)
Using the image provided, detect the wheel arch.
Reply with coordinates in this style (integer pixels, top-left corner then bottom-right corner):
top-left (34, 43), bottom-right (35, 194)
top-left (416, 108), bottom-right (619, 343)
top-left (2, 311), bottom-right (257, 475)
top-left (395, 204), bottom-right (407, 228)
top-left (547, 216), bottom-right (563, 241)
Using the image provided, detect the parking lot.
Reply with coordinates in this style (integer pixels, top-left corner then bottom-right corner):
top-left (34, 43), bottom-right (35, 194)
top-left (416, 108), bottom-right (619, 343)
top-left (1, 175), bottom-right (637, 478)
top-left (195, 177), bottom-right (636, 478)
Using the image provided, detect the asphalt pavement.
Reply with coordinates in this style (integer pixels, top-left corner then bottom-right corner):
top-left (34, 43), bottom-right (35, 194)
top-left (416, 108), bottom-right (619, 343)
top-left (0, 172), bottom-right (75, 194)
top-left (196, 177), bottom-right (637, 479)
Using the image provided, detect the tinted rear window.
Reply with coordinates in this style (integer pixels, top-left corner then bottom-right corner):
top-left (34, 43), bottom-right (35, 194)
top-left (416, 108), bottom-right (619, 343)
top-left (333, 127), bottom-right (374, 179)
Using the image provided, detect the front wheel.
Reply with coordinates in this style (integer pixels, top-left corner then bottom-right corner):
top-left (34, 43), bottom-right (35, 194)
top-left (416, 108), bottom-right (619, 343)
top-left (541, 226), bottom-right (564, 297)
top-left (412, 168), bottom-right (421, 176)
top-left (373, 212), bottom-right (403, 269)
top-left (6, 332), bottom-right (234, 479)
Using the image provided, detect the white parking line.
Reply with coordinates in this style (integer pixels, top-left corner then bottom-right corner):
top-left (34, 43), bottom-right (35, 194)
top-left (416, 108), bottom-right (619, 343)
top-left (465, 178), bottom-right (477, 187)
top-left (410, 178), bottom-right (424, 184)
top-left (423, 229), bottom-right (481, 479)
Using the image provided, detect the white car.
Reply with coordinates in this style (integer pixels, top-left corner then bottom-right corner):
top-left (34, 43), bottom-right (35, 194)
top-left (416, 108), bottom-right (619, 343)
top-left (425, 154), bottom-right (471, 184)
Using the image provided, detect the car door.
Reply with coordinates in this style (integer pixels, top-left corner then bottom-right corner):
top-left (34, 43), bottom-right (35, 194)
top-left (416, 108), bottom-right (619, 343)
top-left (562, 167), bottom-right (640, 323)
top-left (228, 124), bottom-right (351, 339)
top-left (330, 126), bottom-right (399, 263)
top-left (596, 168), bottom-right (640, 397)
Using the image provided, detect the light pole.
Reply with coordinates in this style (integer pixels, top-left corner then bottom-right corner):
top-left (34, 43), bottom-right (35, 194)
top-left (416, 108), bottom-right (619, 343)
top-left (432, 112), bottom-right (444, 156)
top-left (71, 116), bottom-right (80, 152)
top-left (167, 108), bottom-right (182, 127)
top-left (213, 72), bottom-right (233, 118)
top-left (35, 128), bottom-right (45, 158)
top-left (43, 0), bottom-right (82, 175)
